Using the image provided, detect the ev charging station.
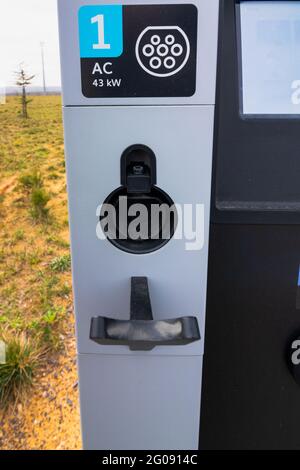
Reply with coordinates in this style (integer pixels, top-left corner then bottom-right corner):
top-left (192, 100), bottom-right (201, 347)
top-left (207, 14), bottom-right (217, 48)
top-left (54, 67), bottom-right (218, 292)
top-left (59, 0), bottom-right (300, 452)
top-left (58, 0), bottom-right (219, 450)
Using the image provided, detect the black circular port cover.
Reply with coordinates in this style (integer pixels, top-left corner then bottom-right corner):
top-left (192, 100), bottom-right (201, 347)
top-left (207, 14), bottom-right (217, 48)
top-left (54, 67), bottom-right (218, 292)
top-left (100, 186), bottom-right (177, 255)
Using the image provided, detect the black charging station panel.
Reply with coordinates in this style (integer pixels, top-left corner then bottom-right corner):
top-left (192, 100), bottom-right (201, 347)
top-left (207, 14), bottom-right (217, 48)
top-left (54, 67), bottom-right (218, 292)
top-left (200, 0), bottom-right (300, 450)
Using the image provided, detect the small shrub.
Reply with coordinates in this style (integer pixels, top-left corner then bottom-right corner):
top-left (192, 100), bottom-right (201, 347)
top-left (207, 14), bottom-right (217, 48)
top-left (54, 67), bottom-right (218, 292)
top-left (19, 171), bottom-right (51, 222)
top-left (50, 254), bottom-right (71, 273)
top-left (36, 147), bottom-right (49, 155)
top-left (28, 251), bottom-right (41, 266)
top-left (14, 229), bottom-right (25, 242)
top-left (56, 282), bottom-right (71, 298)
top-left (19, 171), bottom-right (43, 191)
top-left (0, 331), bottom-right (41, 407)
top-left (30, 187), bottom-right (50, 221)
top-left (48, 173), bottom-right (59, 180)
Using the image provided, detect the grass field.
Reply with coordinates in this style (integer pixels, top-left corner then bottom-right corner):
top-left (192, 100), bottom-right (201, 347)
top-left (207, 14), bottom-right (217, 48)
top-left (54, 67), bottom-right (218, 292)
top-left (0, 96), bottom-right (81, 450)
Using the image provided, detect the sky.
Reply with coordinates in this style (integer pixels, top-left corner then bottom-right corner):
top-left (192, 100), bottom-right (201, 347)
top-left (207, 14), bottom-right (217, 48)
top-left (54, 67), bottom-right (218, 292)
top-left (0, 0), bottom-right (61, 88)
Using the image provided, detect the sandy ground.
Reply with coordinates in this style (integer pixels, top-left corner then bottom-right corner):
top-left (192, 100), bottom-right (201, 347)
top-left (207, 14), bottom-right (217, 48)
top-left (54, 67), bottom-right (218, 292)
top-left (0, 316), bottom-right (81, 450)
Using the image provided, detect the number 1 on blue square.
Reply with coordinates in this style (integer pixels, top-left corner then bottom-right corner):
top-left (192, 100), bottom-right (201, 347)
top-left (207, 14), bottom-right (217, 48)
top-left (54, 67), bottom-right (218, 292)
top-left (78, 5), bottom-right (123, 58)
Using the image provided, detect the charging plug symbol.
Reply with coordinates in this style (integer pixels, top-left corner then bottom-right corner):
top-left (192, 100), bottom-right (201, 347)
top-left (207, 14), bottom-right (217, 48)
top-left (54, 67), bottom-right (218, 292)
top-left (135, 26), bottom-right (190, 78)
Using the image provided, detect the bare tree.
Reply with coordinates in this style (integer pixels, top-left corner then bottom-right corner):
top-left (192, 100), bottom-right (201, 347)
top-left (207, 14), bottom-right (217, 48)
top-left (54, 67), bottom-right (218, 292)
top-left (15, 66), bottom-right (35, 118)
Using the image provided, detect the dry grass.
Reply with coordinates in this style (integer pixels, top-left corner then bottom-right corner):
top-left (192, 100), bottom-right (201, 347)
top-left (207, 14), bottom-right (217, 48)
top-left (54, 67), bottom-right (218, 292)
top-left (0, 96), bottom-right (81, 449)
top-left (0, 330), bottom-right (42, 408)
top-left (0, 96), bottom-right (70, 344)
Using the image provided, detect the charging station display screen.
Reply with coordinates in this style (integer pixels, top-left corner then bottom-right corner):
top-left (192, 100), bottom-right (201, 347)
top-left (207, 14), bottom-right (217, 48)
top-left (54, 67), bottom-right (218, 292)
top-left (239, 1), bottom-right (300, 115)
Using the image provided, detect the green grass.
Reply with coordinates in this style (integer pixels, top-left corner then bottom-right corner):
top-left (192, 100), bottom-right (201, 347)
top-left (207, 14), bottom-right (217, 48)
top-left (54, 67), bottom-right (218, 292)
top-left (50, 254), bottom-right (71, 273)
top-left (28, 306), bottom-right (66, 351)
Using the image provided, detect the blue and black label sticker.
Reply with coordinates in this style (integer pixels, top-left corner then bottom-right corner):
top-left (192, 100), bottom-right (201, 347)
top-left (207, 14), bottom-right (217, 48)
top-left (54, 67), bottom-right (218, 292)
top-left (78, 4), bottom-right (198, 98)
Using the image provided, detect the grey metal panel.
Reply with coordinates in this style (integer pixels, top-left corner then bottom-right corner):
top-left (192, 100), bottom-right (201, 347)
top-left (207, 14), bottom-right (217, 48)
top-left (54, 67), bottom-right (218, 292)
top-left (78, 353), bottom-right (203, 450)
top-left (63, 105), bottom-right (214, 356)
top-left (57, 0), bottom-right (219, 106)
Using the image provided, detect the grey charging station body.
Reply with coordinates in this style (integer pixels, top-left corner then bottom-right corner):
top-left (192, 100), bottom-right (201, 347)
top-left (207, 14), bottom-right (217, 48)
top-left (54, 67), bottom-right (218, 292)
top-left (58, 0), bottom-right (219, 450)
